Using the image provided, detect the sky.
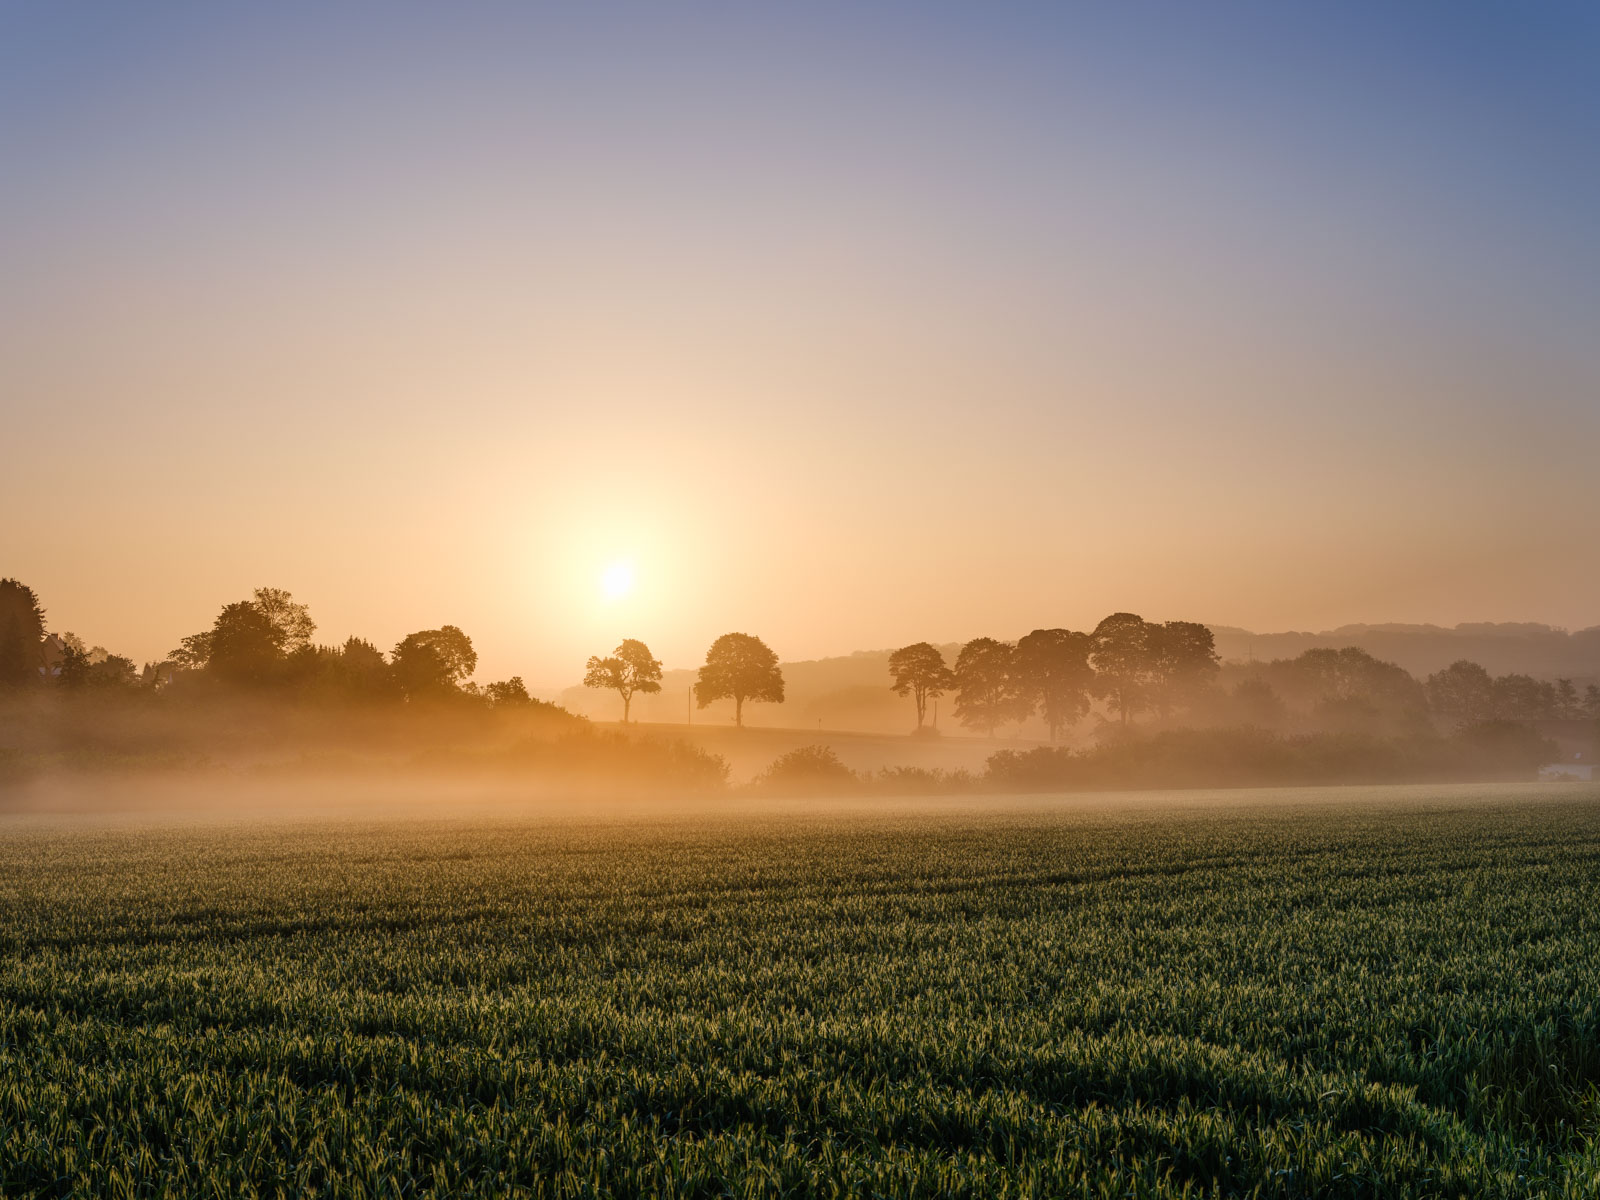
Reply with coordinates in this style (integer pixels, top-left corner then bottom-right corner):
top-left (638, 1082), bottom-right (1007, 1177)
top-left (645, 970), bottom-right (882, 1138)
top-left (4, 2), bottom-right (1599, 688)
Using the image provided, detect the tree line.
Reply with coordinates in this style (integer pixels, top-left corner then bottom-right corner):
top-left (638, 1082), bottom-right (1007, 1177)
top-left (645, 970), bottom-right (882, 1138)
top-left (0, 577), bottom-right (791, 729)
top-left (890, 615), bottom-right (1219, 740)
top-left (0, 578), bottom-right (546, 709)
top-left (6, 577), bottom-right (1597, 742)
top-left (1425, 659), bottom-right (1600, 722)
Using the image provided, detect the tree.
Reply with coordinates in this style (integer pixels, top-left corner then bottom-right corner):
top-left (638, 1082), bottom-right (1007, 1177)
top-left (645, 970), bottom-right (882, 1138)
top-left (332, 637), bottom-right (396, 700)
top-left (0, 578), bottom-right (46, 687)
top-left (57, 642), bottom-right (92, 689)
top-left (1491, 673), bottom-right (1555, 721)
top-left (1229, 677), bottom-right (1286, 728)
top-left (169, 631), bottom-right (213, 670)
top-left (1426, 660), bottom-right (1496, 722)
top-left (1090, 613), bottom-right (1154, 726)
top-left (952, 637), bottom-right (1025, 737)
top-left (1147, 621), bottom-right (1219, 717)
top-left (1556, 678), bottom-right (1580, 719)
top-left (1282, 647), bottom-right (1428, 732)
top-left (1586, 684), bottom-right (1600, 719)
top-left (251, 587), bottom-right (316, 651)
top-left (887, 642), bottom-right (956, 730)
top-left (208, 601), bottom-right (284, 685)
top-left (89, 655), bottom-right (138, 689)
top-left (1014, 629), bottom-right (1094, 742)
top-left (392, 626), bottom-right (477, 698)
top-left (696, 633), bottom-right (784, 727)
top-left (583, 638), bottom-right (664, 722)
top-left (53, 637), bottom-right (135, 691)
top-left (485, 677), bottom-right (533, 707)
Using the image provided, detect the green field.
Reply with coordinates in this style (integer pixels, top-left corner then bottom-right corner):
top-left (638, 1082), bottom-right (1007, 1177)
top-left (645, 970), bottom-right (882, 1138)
top-left (3, 785), bottom-right (1599, 1197)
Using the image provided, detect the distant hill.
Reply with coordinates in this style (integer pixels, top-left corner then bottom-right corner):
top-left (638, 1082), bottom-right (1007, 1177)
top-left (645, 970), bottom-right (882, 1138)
top-left (560, 623), bottom-right (1600, 735)
top-left (1210, 623), bottom-right (1600, 682)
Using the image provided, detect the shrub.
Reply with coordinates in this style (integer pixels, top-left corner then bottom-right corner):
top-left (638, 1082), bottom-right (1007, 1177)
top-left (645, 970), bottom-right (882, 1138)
top-left (754, 745), bottom-right (857, 794)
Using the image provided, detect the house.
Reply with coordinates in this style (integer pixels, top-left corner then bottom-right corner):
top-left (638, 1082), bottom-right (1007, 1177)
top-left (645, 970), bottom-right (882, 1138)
top-left (37, 633), bottom-right (69, 679)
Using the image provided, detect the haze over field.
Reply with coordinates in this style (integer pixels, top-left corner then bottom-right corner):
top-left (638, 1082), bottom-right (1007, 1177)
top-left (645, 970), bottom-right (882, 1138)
top-left (5, 3), bottom-right (1600, 685)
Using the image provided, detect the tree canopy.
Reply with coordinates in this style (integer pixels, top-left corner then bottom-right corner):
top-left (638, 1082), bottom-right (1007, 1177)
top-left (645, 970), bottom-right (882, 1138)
top-left (251, 587), bottom-right (316, 652)
top-left (583, 639), bottom-right (664, 722)
top-left (696, 633), bottom-right (784, 728)
top-left (1090, 613), bottom-right (1153, 726)
top-left (1014, 628), bottom-right (1094, 742)
top-left (886, 642), bottom-right (956, 730)
top-left (1147, 620), bottom-right (1220, 716)
top-left (208, 602), bottom-right (284, 686)
top-left (1426, 660), bottom-right (1496, 722)
top-left (952, 637), bottom-right (1026, 736)
top-left (392, 626), bottom-right (477, 699)
top-left (0, 578), bottom-right (46, 686)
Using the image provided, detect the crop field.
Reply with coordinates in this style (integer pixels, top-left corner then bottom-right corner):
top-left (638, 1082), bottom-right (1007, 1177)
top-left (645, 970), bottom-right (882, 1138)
top-left (2, 785), bottom-right (1600, 1198)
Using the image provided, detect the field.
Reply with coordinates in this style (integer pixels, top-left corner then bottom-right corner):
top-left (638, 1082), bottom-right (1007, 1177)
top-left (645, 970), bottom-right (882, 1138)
top-left (2, 784), bottom-right (1599, 1197)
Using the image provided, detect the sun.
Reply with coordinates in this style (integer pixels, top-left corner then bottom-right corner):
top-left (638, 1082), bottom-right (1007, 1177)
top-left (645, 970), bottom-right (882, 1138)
top-left (601, 560), bottom-right (635, 601)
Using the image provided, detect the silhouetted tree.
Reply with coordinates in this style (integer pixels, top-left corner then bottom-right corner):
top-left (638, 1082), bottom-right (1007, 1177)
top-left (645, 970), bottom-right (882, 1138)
top-left (1229, 677), bottom-right (1286, 728)
top-left (56, 642), bottom-right (92, 689)
top-left (1586, 684), bottom-right (1600, 719)
top-left (887, 642), bottom-right (956, 730)
top-left (485, 677), bottom-right (533, 707)
top-left (1147, 620), bottom-right (1219, 717)
top-left (326, 637), bottom-right (396, 700)
top-left (1274, 647), bottom-right (1428, 734)
top-left (1556, 678), bottom-right (1579, 719)
top-left (1491, 673), bottom-right (1555, 721)
top-left (1091, 613), bottom-right (1153, 726)
top-left (89, 655), bottom-right (138, 689)
top-left (696, 633), bottom-right (784, 728)
top-left (1014, 629), bottom-right (1094, 742)
top-left (251, 587), bottom-right (316, 651)
top-left (208, 602), bottom-right (285, 686)
top-left (0, 578), bottom-right (46, 687)
top-left (169, 631), bottom-right (213, 670)
top-left (280, 637), bottom-right (394, 700)
top-left (1426, 660), bottom-right (1496, 722)
top-left (583, 638), bottom-right (664, 722)
top-left (53, 638), bottom-right (136, 691)
top-left (392, 626), bottom-right (477, 698)
top-left (953, 637), bottom-right (1025, 737)
top-left (281, 643), bottom-right (335, 690)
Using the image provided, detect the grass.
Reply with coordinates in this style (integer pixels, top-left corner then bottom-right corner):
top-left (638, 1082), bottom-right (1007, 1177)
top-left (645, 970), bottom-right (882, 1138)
top-left (2, 785), bottom-right (1599, 1197)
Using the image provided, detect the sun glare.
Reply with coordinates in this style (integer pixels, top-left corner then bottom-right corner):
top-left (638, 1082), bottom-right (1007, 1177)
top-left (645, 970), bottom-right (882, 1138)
top-left (601, 560), bottom-right (635, 601)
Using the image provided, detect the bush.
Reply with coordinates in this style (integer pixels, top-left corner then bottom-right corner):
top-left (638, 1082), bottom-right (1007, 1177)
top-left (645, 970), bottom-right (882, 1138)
top-left (754, 745), bottom-right (857, 794)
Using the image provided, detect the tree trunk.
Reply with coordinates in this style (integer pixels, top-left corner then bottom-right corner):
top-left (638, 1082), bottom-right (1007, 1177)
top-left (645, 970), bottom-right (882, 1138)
top-left (623, 692), bottom-right (631, 723)
top-left (735, 695), bottom-right (744, 728)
